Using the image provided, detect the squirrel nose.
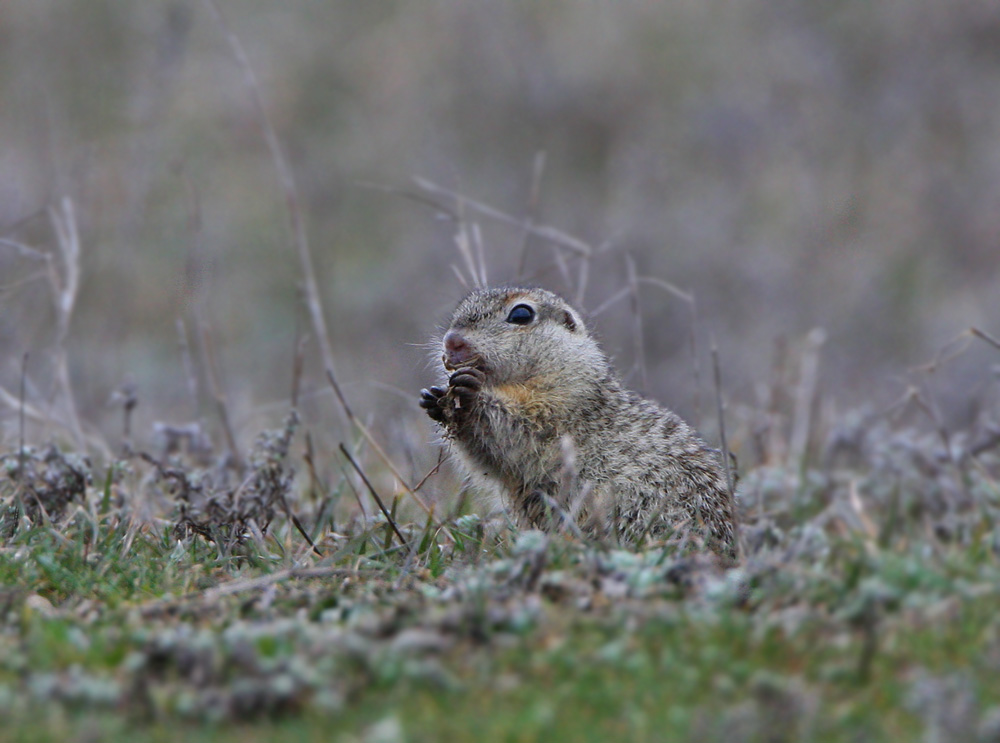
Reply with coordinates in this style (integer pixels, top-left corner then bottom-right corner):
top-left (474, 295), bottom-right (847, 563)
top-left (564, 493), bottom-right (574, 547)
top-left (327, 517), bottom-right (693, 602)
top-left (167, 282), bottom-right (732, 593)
top-left (443, 330), bottom-right (475, 368)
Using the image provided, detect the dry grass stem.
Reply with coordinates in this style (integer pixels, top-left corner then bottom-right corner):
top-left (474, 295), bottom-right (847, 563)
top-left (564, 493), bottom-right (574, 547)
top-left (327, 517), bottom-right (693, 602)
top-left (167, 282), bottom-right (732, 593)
top-left (712, 340), bottom-right (740, 561)
top-left (450, 264), bottom-right (470, 291)
top-left (326, 369), bottom-right (434, 518)
top-left (635, 276), bottom-right (694, 305)
top-left (193, 317), bottom-right (243, 470)
top-left (0, 237), bottom-right (46, 261)
top-left (339, 443), bottom-right (407, 546)
top-left (473, 222), bottom-right (488, 288)
top-left (202, 0), bottom-right (340, 391)
top-left (551, 238), bottom-right (573, 289)
top-left (46, 198), bottom-right (85, 451)
top-left (633, 278), bottom-right (699, 416)
top-left (588, 286), bottom-right (631, 318)
top-left (789, 329), bottom-right (826, 468)
top-left (18, 352), bottom-right (27, 473)
top-left (175, 318), bottom-right (201, 418)
top-left (452, 218), bottom-right (485, 289)
top-left (412, 450), bottom-right (444, 493)
top-left (972, 327), bottom-right (1000, 352)
top-left (626, 255), bottom-right (647, 392)
top-left (574, 250), bottom-right (590, 308)
top-left (290, 326), bottom-right (308, 411)
top-left (911, 333), bottom-right (974, 375)
top-left (413, 176), bottom-right (593, 257)
top-left (516, 150), bottom-right (548, 280)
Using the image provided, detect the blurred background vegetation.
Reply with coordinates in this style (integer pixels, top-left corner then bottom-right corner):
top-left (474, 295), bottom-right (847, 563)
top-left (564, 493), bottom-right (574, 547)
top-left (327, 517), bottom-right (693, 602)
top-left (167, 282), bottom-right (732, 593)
top-left (1, 0), bottom-right (999, 492)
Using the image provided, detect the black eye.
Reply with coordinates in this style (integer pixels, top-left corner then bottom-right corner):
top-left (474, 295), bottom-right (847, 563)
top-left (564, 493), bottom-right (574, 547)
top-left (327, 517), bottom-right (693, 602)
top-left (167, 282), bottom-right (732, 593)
top-left (506, 304), bottom-right (535, 325)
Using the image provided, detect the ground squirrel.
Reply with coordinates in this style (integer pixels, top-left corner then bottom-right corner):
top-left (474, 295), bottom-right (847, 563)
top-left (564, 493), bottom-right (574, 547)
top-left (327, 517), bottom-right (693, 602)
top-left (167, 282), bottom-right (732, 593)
top-left (420, 286), bottom-right (737, 560)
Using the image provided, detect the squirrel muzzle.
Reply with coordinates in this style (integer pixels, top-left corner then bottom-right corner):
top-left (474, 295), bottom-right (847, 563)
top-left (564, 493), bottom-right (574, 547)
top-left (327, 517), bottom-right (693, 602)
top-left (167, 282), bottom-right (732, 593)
top-left (443, 330), bottom-right (481, 371)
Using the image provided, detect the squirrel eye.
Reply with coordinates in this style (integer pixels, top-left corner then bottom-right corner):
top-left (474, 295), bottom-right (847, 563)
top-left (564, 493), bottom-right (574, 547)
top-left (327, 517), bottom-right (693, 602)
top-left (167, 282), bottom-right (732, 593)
top-left (506, 304), bottom-right (535, 325)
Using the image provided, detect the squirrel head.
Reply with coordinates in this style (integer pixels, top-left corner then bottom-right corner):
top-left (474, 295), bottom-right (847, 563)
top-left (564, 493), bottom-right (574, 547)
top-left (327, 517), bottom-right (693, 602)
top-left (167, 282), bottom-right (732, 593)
top-left (439, 287), bottom-right (609, 391)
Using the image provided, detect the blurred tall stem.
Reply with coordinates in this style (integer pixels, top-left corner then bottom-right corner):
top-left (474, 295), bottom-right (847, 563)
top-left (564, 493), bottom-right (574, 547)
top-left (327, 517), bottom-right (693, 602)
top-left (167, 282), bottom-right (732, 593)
top-left (202, 0), bottom-right (339, 388)
top-left (47, 198), bottom-right (85, 450)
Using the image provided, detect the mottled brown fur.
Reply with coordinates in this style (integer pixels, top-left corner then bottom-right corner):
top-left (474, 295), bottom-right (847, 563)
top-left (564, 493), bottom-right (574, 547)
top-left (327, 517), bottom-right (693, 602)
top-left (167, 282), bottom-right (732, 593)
top-left (420, 286), bottom-right (737, 560)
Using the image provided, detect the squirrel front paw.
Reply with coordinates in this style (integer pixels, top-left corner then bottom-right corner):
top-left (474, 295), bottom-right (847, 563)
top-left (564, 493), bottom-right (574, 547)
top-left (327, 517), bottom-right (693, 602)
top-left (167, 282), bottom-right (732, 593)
top-left (420, 367), bottom-right (485, 425)
top-left (419, 386), bottom-right (447, 422)
top-left (448, 367), bottom-right (485, 411)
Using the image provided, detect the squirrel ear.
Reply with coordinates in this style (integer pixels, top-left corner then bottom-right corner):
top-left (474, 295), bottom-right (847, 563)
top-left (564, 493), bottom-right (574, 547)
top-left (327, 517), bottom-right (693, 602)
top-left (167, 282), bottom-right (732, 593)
top-left (562, 310), bottom-right (578, 332)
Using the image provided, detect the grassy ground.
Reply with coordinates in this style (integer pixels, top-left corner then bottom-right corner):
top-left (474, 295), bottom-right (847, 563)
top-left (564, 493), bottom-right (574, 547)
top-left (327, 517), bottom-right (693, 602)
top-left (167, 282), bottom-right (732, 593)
top-left (2, 401), bottom-right (1000, 742)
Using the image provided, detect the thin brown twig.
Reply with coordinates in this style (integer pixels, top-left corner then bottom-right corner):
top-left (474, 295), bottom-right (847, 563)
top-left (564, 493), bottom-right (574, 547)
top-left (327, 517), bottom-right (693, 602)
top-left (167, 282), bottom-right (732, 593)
top-left (0, 207), bottom-right (49, 238)
top-left (278, 495), bottom-right (322, 557)
top-left (635, 275), bottom-right (694, 304)
top-left (339, 443), bottom-right (407, 546)
top-left (761, 336), bottom-right (790, 465)
top-left (340, 464), bottom-right (370, 520)
top-left (972, 327), bottom-right (1000, 352)
top-left (368, 176), bottom-right (613, 297)
top-left (625, 255), bottom-right (647, 393)
top-left (909, 381), bottom-right (967, 505)
top-left (326, 368), bottom-right (434, 517)
top-left (0, 387), bottom-right (68, 436)
top-left (413, 449), bottom-right (444, 492)
top-left (472, 222), bottom-right (488, 288)
top-left (524, 239), bottom-right (619, 299)
top-left (0, 237), bottom-right (46, 261)
top-left (453, 216), bottom-right (482, 289)
top-left (712, 340), bottom-right (741, 562)
top-left (325, 367), bottom-right (357, 423)
top-left (575, 262), bottom-right (590, 309)
top-left (0, 269), bottom-right (49, 297)
top-left (910, 331), bottom-right (973, 375)
top-left (290, 320), bottom-right (308, 411)
top-left (193, 316), bottom-right (243, 470)
top-left (970, 426), bottom-right (1000, 457)
top-left (47, 198), bottom-right (85, 450)
top-left (354, 180), bottom-right (461, 222)
top-left (178, 174), bottom-right (206, 421)
top-left (908, 325), bottom-right (999, 379)
top-left (176, 318), bottom-right (201, 419)
top-left (450, 264), bottom-right (470, 291)
top-left (516, 151), bottom-right (547, 280)
top-left (202, 0), bottom-right (341, 395)
top-left (574, 239), bottom-right (592, 309)
top-left (18, 351), bottom-right (28, 455)
top-left (789, 329), bottom-right (826, 468)
top-left (688, 295), bottom-right (701, 425)
top-left (551, 239), bottom-right (573, 289)
top-left (412, 176), bottom-right (593, 257)
top-left (588, 286), bottom-right (631, 318)
top-left (302, 430), bottom-right (323, 500)
top-left (633, 276), bottom-right (699, 422)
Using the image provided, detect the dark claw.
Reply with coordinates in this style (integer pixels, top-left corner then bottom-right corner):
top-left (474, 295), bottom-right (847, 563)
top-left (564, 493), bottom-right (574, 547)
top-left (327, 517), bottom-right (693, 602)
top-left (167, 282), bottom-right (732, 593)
top-left (449, 374), bottom-right (482, 391)
top-left (420, 387), bottom-right (447, 422)
top-left (421, 386), bottom-right (446, 401)
top-left (449, 367), bottom-right (485, 389)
